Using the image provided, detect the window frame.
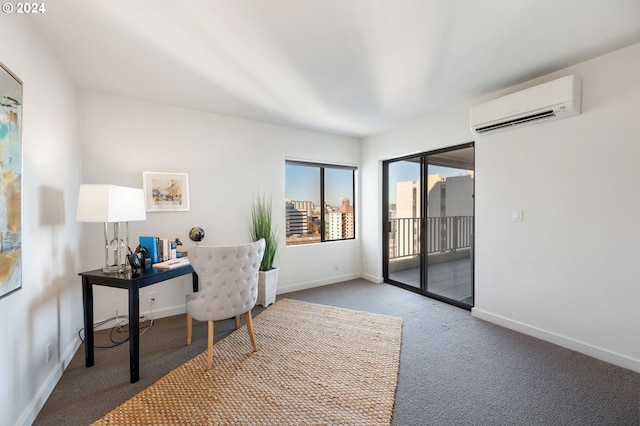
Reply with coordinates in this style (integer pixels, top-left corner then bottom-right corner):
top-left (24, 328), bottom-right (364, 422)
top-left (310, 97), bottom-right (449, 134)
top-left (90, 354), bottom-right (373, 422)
top-left (285, 159), bottom-right (357, 245)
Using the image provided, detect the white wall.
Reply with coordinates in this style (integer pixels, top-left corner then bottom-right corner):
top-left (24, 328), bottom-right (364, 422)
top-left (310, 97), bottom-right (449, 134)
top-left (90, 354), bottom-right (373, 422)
top-left (0, 16), bottom-right (84, 426)
top-left (78, 92), bottom-right (361, 324)
top-left (361, 43), bottom-right (640, 371)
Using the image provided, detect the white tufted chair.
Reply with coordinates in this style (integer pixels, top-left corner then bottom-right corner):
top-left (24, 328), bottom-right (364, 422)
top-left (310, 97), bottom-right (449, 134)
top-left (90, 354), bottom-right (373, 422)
top-left (185, 239), bottom-right (265, 370)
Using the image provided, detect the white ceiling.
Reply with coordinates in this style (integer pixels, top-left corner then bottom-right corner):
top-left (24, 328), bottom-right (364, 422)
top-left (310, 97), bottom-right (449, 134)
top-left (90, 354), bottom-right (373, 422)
top-left (30, 0), bottom-right (640, 137)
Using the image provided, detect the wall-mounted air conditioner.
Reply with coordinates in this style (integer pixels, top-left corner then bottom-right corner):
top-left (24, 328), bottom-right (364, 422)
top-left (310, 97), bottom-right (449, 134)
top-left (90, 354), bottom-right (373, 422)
top-left (470, 75), bottom-right (581, 135)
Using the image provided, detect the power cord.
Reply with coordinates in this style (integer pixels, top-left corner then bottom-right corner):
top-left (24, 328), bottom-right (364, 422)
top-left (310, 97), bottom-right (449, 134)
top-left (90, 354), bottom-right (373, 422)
top-left (78, 298), bottom-right (156, 349)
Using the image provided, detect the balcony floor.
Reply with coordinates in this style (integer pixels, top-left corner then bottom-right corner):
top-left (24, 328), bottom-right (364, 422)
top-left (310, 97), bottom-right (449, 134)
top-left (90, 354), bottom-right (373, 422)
top-left (389, 258), bottom-right (473, 305)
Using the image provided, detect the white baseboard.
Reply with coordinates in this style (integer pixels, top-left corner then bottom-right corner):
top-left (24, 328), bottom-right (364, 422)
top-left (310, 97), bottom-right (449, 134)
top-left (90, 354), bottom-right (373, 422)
top-left (21, 336), bottom-right (82, 426)
top-left (472, 307), bottom-right (640, 373)
top-left (142, 305), bottom-right (186, 320)
top-left (360, 273), bottom-right (383, 283)
top-left (277, 272), bottom-right (362, 295)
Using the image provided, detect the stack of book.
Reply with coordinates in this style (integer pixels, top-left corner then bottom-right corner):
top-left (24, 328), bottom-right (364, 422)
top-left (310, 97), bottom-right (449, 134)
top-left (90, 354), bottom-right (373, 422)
top-left (139, 236), bottom-right (179, 264)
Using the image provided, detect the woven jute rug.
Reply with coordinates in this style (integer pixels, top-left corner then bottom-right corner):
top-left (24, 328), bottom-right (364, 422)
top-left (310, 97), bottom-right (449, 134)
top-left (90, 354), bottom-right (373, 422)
top-left (93, 298), bottom-right (403, 425)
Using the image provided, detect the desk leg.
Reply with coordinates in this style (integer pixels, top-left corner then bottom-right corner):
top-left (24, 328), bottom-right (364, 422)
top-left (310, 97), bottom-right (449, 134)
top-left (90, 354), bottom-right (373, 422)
top-left (82, 276), bottom-right (94, 367)
top-left (192, 272), bottom-right (198, 292)
top-left (129, 283), bottom-right (140, 383)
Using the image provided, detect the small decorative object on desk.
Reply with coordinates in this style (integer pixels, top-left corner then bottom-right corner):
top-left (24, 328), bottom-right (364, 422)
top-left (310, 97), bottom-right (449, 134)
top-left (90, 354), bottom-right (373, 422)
top-left (189, 227), bottom-right (205, 244)
top-left (127, 245), bottom-right (149, 273)
top-left (174, 237), bottom-right (187, 257)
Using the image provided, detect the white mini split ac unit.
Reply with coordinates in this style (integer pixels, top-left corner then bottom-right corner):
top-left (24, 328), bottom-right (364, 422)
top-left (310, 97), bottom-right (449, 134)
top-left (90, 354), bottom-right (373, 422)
top-left (470, 74), bottom-right (581, 135)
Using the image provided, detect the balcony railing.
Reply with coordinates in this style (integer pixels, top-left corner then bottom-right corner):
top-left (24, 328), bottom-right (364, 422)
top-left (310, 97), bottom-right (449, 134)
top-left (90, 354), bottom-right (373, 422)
top-left (388, 216), bottom-right (473, 259)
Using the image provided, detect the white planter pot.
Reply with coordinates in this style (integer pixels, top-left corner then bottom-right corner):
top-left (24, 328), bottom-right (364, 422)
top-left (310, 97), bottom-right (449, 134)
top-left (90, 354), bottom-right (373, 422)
top-left (257, 268), bottom-right (278, 307)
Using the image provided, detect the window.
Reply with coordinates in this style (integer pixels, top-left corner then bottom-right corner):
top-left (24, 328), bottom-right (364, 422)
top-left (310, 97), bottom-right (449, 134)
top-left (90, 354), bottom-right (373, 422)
top-left (285, 160), bottom-right (356, 245)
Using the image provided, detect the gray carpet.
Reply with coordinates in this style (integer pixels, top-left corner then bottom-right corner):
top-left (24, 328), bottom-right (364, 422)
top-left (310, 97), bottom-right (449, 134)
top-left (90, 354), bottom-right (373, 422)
top-left (34, 279), bottom-right (639, 425)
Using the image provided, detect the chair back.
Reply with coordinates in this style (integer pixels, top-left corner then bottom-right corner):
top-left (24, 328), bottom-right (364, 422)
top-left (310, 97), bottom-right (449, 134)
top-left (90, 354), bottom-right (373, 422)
top-left (187, 239), bottom-right (265, 321)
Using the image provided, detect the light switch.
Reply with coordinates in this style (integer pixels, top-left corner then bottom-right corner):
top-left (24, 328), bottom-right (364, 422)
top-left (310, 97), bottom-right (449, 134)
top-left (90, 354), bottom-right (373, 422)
top-left (512, 209), bottom-right (523, 222)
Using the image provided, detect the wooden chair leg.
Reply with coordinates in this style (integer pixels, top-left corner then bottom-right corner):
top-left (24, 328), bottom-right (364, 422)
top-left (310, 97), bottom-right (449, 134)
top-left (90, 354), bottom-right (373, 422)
top-left (186, 313), bottom-right (192, 345)
top-left (207, 320), bottom-right (214, 370)
top-left (235, 315), bottom-right (240, 330)
top-left (245, 311), bottom-right (258, 352)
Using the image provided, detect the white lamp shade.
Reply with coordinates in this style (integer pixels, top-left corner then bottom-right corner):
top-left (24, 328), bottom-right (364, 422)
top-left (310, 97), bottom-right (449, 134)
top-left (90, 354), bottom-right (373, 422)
top-left (76, 184), bottom-right (147, 222)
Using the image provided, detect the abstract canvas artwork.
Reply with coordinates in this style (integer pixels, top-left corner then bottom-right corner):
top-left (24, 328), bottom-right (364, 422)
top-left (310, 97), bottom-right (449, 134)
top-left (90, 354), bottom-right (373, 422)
top-left (0, 63), bottom-right (22, 299)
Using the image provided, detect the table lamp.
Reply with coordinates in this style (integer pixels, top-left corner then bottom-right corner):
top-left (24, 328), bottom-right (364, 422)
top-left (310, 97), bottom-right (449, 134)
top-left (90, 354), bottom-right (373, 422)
top-left (76, 184), bottom-right (147, 273)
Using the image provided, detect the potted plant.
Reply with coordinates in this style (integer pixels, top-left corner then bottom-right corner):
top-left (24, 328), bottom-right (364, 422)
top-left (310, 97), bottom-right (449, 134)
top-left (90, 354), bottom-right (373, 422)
top-left (248, 193), bottom-right (279, 306)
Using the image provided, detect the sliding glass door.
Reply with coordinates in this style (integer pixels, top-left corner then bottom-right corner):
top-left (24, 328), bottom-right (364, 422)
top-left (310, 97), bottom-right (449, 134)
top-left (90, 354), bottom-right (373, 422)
top-left (383, 156), bottom-right (422, 289)
top-left (424, 146), bottom-right (474, 306)
top-left (383, 143), bottom-right (474, 309)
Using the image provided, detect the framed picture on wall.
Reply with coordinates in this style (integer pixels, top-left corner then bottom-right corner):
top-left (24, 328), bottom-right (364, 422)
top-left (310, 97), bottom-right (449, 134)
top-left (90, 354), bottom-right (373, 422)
top-left (0, 62), bottom-right (22, 299)
top-left (142, 171), bottom-right (190, 212)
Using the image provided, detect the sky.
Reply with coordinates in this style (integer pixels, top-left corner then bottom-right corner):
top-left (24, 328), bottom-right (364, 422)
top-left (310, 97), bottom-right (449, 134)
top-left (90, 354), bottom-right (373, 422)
top-left (285, 164), bottom-right (353, 207)
top-left (285, 162), bottom-right (469, 207)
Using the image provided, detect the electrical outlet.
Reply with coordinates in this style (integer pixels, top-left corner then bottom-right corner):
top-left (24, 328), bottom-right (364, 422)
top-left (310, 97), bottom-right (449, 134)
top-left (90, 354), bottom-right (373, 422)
top-left (148, 291), bottom-right (157, 304)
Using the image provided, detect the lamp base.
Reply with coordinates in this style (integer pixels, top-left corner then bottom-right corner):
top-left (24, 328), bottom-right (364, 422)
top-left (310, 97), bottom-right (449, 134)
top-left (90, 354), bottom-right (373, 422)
top-left (102, 264), bottom-right (131, 274)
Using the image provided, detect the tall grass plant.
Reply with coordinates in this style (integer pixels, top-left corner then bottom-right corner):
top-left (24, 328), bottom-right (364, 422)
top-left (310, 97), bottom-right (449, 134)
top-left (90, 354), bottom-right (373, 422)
top-left (248, 193), bottom-right (279, 271)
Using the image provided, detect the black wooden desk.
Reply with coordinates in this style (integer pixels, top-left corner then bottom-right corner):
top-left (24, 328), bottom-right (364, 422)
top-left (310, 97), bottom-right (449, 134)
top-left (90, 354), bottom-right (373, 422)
top-left (79, 265), bottom-right (197, 383)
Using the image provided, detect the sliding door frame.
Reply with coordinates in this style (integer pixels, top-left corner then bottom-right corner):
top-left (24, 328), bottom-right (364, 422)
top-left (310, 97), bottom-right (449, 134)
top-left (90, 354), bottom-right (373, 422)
top-left (383, 142), bottom-right (475, 310)
top-left (382, 153), bottom-right (425, 293)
